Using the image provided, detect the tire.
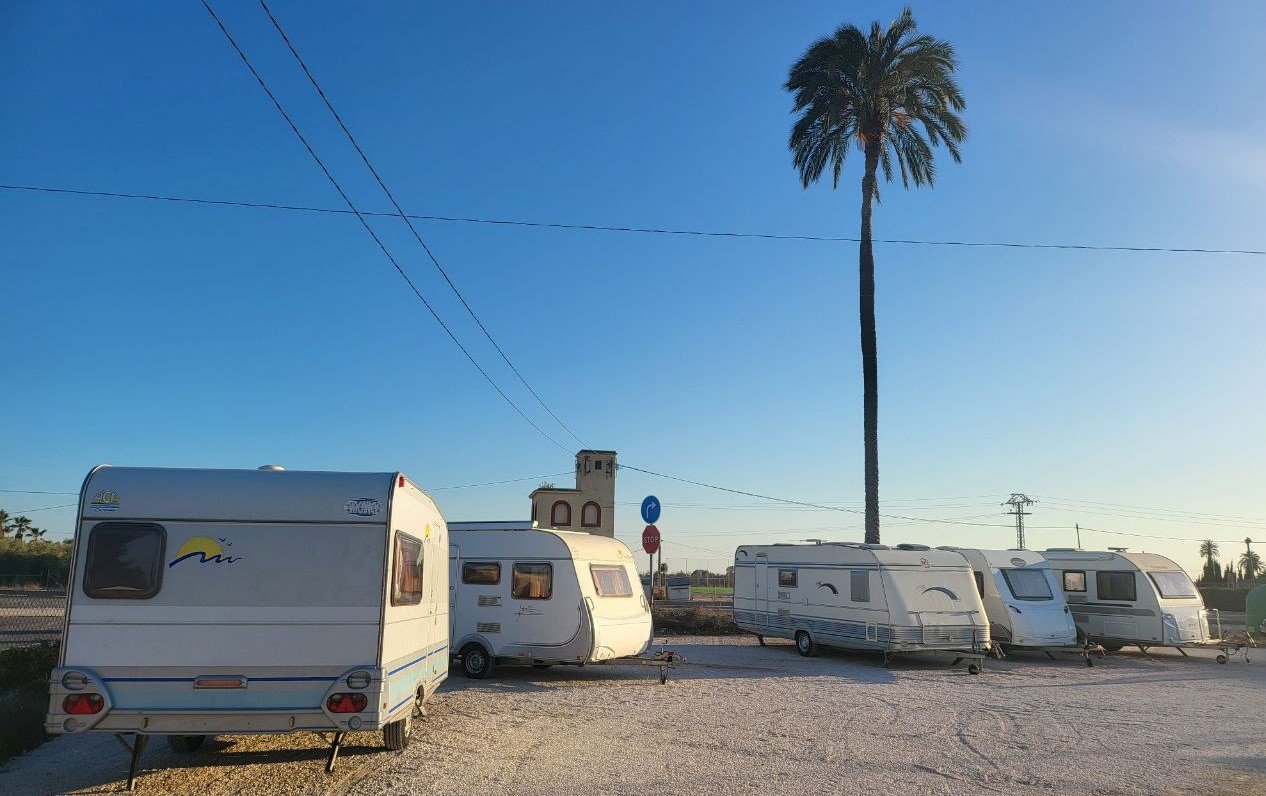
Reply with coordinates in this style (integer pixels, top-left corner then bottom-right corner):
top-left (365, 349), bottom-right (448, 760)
top-left (1216, 654), bottom-right (1228, 664)
top-left (461, 643), bottom-right (494, 678)
top-left (1100, 643), bottom-right (1124, 652)
top-left (756, 635), bottom-right (766, 647)
top-left (795, 630), bottom-right (817, 657)
top-left (383, 710), bottom-right (413, 751)
top-left (531, 664), bottom-right (553, 670)
top-left (166, 734), bottom-right (206, 753)
top-left (967, 663), bottom-right (981, 675)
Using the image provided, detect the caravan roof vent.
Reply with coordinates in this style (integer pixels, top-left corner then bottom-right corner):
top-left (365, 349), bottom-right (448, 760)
top-left (896, 543), bottom-right (931, 551)
top-left (1045, 547), bottom-right (1079, 552)
top-left (258, 465), bottom-right (285, 471)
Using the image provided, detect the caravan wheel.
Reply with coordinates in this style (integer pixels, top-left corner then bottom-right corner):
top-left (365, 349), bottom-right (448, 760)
top-left (383, 711), bottom-right (413, 751)
top-left (795, 630), bottom-right (817, 657)
top-left (461, 643), bottom-right (494, 678)
top-left (166, 734), bottom-right (206, 753)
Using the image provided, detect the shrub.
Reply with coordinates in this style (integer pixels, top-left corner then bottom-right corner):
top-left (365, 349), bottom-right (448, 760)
top-left (0, 643), bottom-right (59, 763)
top-left (652, 606), bottom-right (743, 636)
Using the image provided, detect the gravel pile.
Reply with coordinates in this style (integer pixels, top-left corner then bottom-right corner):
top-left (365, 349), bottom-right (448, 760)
top-left (2, 639), bottom-right (1262, 795)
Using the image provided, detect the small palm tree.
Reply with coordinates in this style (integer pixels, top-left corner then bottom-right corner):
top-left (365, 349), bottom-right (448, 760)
top-left (786, 7), bottom-right (965, 543)
top-left (1241, 538), bottom-right (1261, 580)
top-left (29, 527), bottom-right (47, 542)
top-left (0, 508), bottom-right (10, 539)
top-left (1199, 539), bottom-right (1219, 564)
top-left (11, 515), bottom-right (33, 543)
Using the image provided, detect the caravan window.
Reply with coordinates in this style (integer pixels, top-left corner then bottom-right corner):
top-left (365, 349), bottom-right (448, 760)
top-left (82, 522), bottom-right (166, 599)
top-left (590, 564), bottom-right (633, 597)
top-left (1096, 571), bottom-right (1137, 602)
top-left (462, 562), bottom-right (501, 585)
top-left (973, 571), bottom-right (985, 596)
top-left (778, 569), bottom-right (798, 588)
top-left (1149, 571), bottom-right (1197, 599)
top-left (850, 570), bottom-right (870, 602)
top-left (512, 563), bottom-right (553, 599)
top-left (1001, 569), bottom-right (1053, 600)
top-left (1062, 571), bottom-right (1086, 592)
top-left (391, 533), bottom-right (424, 605)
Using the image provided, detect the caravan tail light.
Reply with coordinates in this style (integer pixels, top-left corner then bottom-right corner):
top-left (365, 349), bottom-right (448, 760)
top-left (62, 693), bottom-right (105, 715)
top-left (326, 693), bottom-right (367, 713)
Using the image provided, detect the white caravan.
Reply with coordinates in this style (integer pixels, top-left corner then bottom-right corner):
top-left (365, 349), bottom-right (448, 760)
top-left (940, 548), bottom-right (1078, 653)
top-left (734, 542), bottom-right (991, 670)
top-left (1042, 549), bottom-right (1217, 654)
top-left (46, 465), bottom-right (449, 788)
top-left (449, 522), bottom-right (652, 678)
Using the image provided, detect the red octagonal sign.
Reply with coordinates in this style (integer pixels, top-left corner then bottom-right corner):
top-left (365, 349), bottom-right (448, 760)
top-left (642, 524), bottom-right (660, 555)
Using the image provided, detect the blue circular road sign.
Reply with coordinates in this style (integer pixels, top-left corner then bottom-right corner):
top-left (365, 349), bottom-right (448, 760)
top-left (640, 495), bottom-right (661, 525)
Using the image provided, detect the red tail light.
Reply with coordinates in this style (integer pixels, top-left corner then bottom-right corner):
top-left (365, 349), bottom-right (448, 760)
top-left (63, 693), bottom-right (105, 715)
top-left (326, 693), bottom-right (367, 713)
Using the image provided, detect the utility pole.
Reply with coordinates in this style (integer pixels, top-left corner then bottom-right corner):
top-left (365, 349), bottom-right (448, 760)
top-left (1075, 523), bottom-right (1081, 549)
top-left (1002, 493), bottom-right (1036, 549)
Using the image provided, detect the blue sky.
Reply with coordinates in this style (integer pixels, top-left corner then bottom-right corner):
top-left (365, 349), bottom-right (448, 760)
top-left (2, 1), bottom-right (1264, 575)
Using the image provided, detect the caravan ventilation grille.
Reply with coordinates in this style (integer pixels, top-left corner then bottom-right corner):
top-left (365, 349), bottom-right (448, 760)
top-left (777, 590), bottom-right (791, 600)
top-left (476, 622), bottom-right (501, 634)
top-left (477, 596), bottom-right (502, 607)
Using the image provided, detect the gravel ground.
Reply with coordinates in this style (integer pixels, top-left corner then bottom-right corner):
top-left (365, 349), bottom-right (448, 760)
top-left (2, 637), bottom-right (1263, 795)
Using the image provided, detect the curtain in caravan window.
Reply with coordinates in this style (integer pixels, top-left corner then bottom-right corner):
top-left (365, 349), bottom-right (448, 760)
top-left (83, 522), bottom-right (166, 599)
top-left (1096, 571), bottom-right (1137, 602)
top-left (512, 563), bottom-right (553, 599)
top-left (590, 564), bottom-right (633, 597)
top-left (850, 570), bottom-right (870, 602)
top-left (1001, 569), bottom-right (1053, 600)
top-left (462, 561), bottom-right (501, 585)
top-left (392, 534), bottom-right (424, 605)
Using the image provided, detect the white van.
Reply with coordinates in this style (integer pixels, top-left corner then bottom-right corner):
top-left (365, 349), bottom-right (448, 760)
top-left (448, 522), bottom-right (652, 678)
top-left (46, 466), bottom-right (449, 788)
top-left (734, 542), bottom-right (991, 670)
top-left (1042, 549), bottom-right (1214, 654)
top-left (941, 548), bottom-right (1078, 654)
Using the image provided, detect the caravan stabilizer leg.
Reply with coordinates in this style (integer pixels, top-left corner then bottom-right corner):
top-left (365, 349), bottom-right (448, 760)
top-left (325, 732), bottom-right (345, 774)
top-left (113, 733), bottom-right (148, 791)
top-left (1176, 647), bottom-right (1190, 657)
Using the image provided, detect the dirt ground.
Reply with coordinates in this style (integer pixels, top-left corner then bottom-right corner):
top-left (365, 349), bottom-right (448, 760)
top-left (2, 637), bottom-right (1263, 795)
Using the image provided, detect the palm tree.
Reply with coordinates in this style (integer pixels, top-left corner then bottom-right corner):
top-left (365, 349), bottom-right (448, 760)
top-left (11, 515), bottom-right (33, 543)
top-left (28, 527), bottom-right (47, 542)
top-left (786, 7), bottom-right (965, 543)
top-left (1241, 538), bottom-right (1261, 580)
top-left (1198, 539), bottom-right (1220, 582)
top-left (0, 508), bottom-right (10, 539)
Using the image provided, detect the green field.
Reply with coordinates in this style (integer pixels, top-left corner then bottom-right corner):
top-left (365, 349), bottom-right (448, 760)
top-left (691, 586), bottom-right (734, 596)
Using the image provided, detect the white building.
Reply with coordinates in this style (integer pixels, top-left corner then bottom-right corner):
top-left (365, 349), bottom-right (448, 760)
top-left (529, 450), bottom-right (617, 538)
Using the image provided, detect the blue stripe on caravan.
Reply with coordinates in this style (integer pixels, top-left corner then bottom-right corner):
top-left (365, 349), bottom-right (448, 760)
top-left (389, 694), bottom-right (414, 713)
top-left (99, 678), bottom-right (339, 683)
top-left (387, 643), bottom-right (450, 676)
top-left (109, 706), bottom-right (316, 713)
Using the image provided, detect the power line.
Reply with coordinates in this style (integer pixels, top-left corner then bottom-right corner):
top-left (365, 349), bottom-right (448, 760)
top-left (197, 0), bottom-right (568, 453)
top-left (3, 503), bottom-right (76, 514)
top-left (257, 0), bottom-right (584, 448)
top-left (0, 489), bottom-right (78, 495)
top-left (5, 183), bottom-right (1266, 257)
top-left (431, 472), bottom-right (570, 491)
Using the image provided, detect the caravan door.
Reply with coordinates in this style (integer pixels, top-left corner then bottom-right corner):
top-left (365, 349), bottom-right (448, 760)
top-left (755, 559), bottom-right (770, 624)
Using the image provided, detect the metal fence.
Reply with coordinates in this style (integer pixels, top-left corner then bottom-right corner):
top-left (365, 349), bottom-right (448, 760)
top-left (0, 588), bottom-right (67, 650)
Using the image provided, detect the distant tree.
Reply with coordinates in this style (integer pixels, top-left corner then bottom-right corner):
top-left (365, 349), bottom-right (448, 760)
top-left (1240, 548), bottom-right (1262, 580)
top-left (11, 516), bottom-right (33, 544)
top-left (786, 7), bottom-right (965, 543)
top-left (1198, 539), bottom-right (1220, 583)
top-left (28, 527), bottom-right (46, 542)
top-left (0, 508), bottom-right (10, 539)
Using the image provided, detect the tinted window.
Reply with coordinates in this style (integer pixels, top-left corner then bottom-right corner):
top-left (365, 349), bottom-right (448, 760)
top-left (973, 571), bottom-right (984, 596)
top-left (850, 570), bottom-right (870, 602)
top-left (392, 533), bottom-right (423, 605)
top-left (590, 564), bottom-right (633, 597)
top-left (512, 563), bottom-right (552, 599)
top-left (1096, 571), bottom-right (1137, 602)
top-left (1149, 571), bottom-right (1197, 599)
top-left (1001, 569), bottom-right (1054, 600)
top-left (778, 569), bottom-right (797, 588)
top-left (1062, 571), bottom-right (1086, 592)
top-left (462, 561), bottom-right (501, 585)
top-left (83, 522), bottom-right (166, 599)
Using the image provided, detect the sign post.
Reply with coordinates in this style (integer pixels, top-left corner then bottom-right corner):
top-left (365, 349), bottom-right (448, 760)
top-left (642, 523), bottom-right (660, 605)
top-left (640, 496), bottom-right (662, 604)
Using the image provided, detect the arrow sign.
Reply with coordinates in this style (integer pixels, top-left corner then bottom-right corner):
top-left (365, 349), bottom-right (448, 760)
top-left (640, 495), bottom-right (661, 525)
top-left (642, 525), bottom-right (660, 555)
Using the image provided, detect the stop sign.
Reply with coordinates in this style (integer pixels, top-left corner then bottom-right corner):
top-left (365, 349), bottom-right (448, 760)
top-left (642, 524), bottom-right (660, 554)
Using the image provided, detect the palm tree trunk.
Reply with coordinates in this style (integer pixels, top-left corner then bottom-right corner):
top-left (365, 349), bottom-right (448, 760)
top-left (859, 141), bottom-right (881, 544)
